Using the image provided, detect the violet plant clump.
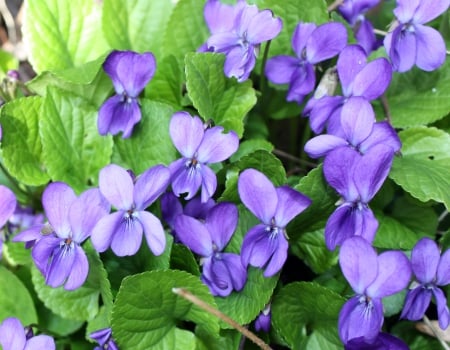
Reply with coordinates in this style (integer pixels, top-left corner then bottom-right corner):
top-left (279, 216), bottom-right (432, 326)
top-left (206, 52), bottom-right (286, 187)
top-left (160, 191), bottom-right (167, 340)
top-left (0, 0), bottom-right (448, 348)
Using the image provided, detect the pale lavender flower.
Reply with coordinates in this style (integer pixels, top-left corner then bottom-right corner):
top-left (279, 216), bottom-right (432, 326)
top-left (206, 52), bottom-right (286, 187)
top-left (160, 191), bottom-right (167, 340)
top-left (174, 202), bottom-right (247, 296)
top-left (304, 98), bottom-right (401, 158)
top-left (204, 0), bottom-right (282, 81)
top-left (323, 145), bottom-right (393, 250)
top-left (304, 44), bottom-right (391, 134)
top-left (28, 183), bottom-right (109, 290)
top-left (338, 237), bottom-right (411, 344)
top-left (0, 317), bottom-right (55, 350)
top-left (90, 327), bottom-right (119, 350)
top-left (169, 112), bottom-right (239, 203)
top-left (10, 205), bottom-right (45, 251)
top-left (401, 237), bottom-right (450, 329)
top-left (91, 164), bottom-right (170, 257)
top-left (238, 169), bottom-right (311, 277)
top-left (265, 22), bottom-right (347, 104)
top-left (98, 50), bottom-right (156, 138)
top-left (338, 0), bottom-right (381, 54)
top-left (384, 0), bottom-right (450, 72)
top-left (0, 185), bottom-right (17, 259)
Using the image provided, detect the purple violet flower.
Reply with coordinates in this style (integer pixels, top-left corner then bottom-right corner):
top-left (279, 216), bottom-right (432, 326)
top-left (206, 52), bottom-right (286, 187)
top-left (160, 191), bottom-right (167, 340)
top-left (28, 183), bottom-right (110, 290)
top-left (204, 0), bottom-right (282, 82)
top-left (0, 317), bottom-right (55, 350)
top-left (91, 164), bottom-right (170, 257)
top-left (384, 0), bottom-right (450, 72)
top-left (401, 237), bottom-right (450, 329)
top-left (338, 0), bottom-right (381, 54)
top-left (90, 327), bottom-right (119, 350)
top-left (254, 304), bottom-right (271, 332)
top-left (98, 50), bottom-right (156, 138)
top-left (238, 169), bottom-right (311, 277)
top-left (173, 202), bottom-right (247, 296)
top-left (265, 22), bottom-right (347, 104)
top-left (304, 44), bottom-right (392, 134)
top-left (304, 97), bottom-right (401, 158)
top-left (0, 185), bottom-right (17, 259)
top-left (338, 237), bottom-right (411, 344)
top-left (323, 145), bottom-right (394, 250)
top-left (169, 112), bottom-right (239, 203)
top-left (344, 332), bottom-right (409, 349)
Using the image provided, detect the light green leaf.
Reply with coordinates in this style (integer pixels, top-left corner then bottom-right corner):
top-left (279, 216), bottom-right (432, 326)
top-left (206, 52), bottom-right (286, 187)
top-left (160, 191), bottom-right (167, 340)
top-left (215, 267), bottom-right (278, 329)
top-left (111, 270), bottom-right (219, 349)
top-left (0, 266), bottom-right (37, 325)
top-left (0, 97), bottom-right (50, 186)
top-left (389, 127), bottom-right (450, 209)
top-left (220, 150), bottom-right (287, 202)
top-left (260, 0), bottom-right (328, 59)
top-left (31, 244), bottom-right (110, 322)
top-left (230, 139), bottom-right (274, 162)
top-left (272, 282), bottom-right (345, 348)
top-left (185, 53), bottom-right (257, 137)
top-left (23, 0), bottom-right (108, 73)
top-left (373, 211), bottom-right (424, 250)
top-left (0, 50), bottom-right (18, 76)
top-left (112, 99), bottom-right (177, 173)
top-left (306, 332), bottom-right (344, 350)
top-left (290, 229), bottom-right (338, 274)
top-left (162, 0), bottom-right (209, 60)
top-left (4, 241), bottom-right (32, 266)
top-left (102, 0), bottom-right (174, 58)
top-left (382, 60), bottom-right (450, 128)
top-left (145, 55), bottom-right (184, 108)
top-left (40, 87), bottom-right (113, 192)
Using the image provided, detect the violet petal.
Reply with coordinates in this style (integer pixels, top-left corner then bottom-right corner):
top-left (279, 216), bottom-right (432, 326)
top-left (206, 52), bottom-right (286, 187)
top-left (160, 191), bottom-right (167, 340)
top-left (221, 252), bottom-right (247, 291)
top-left (340, 97), bottom-right (374, 146)
top-left (265, 55), bottom-right (298, 84)
top-left (238, 169), bottom-right (277, 224)
top-left (134, 165), bottom-right (171, 210)
top-left (411, 237), bottom-right (440, 284)
top-left (200, 165), bottom-right (217, 203)
top-left (436, 249), bottom-right (450, 285)
top-left (90, 211), bottom-right (124, 253)
top-left (31, 235), bottom-right (60, 275)
top-left (415, 24), bottom-right (446, 71)
top-left (306, 22), bottom-right (347, 64)
top-left (433, 287), bottom-right (450, 329)
top-left (110, 216), bottom-right (143, 256)
top-left (99, 164), bottom-right (134, 210)
top-left (0, 185), bottom-right (16, 227)
top-left (0, 318), bottom-right (26, 349)
top-left (205, 203), bottom-right (238, 251)
top-left (169, 112), bottom-right (204, 158)
top-left (138, 210), bottom-right (166, 256)
top-left (352, 58), bottom-right (392, 100)
top-left (366, 250), bottom-right (412, 298)
top-left (173, 214), bottom-right (213, 256)
top-left (263, 232), bottom-right (288, 277)
top-left (42, 182), bottom-right (76, 238)
top-left (45, 242), bottom-right (76, 288)
top-left (337, 45), bottom-right (367, 95)
top-left (196, 126), bottom-right (239, 164)
top-left (274, 186), bottom-right (311, 227)
top-left (240, 224), bottom-right (268, 267)
top-left (414, 0), bottom-right (450, 23)
top-left (400, 287), bottom-right (432, 321)
top-left (25, 335), bottom-right (56, 350)
top-left (246, 9), bottom-right (282, 44)
top-left (64, 245), bottom-right (89, 290)
top-left (358, 121), bottom-right (402, 154)
top-left (291, 23), bottom-right (316, 58)
top-left (340, 236), bottom-right (378, 294)
top-left (304, 134), bottom-right (348, 159)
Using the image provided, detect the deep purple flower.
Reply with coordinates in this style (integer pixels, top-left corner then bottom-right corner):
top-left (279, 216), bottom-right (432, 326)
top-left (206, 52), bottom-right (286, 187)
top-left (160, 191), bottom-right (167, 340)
top-left (0, 185), bottom-right (17, 259)
top-left (238, 169), bottom-right (311, 277)
top-left (28, 183), bottom-right (109, 290)
top-left (338, 237), bottom-right (411, 344)
top-left (169, 112), bottom-right (239, 203)
top-left (204, 0), bottom-right (282, 82)
top-left (0, 317), bottom-right (55, 350)
top-left (344, 332), bottom-right (409, 350)
top-left (401, 237), bottom-right (450, 329)
top-left (91, 164), bottom-right (170, 257)
top-left (304, 44), bottom-right (392, 134)
top-left (384, 0), bottom-right (450, 72)
top-left (304, 98), bottom-right (401, 158)
top-left (338, 0), bottom-right (380, 54)
top-left (323, 145), bottom-right (393, 250)
top-left (265, 22), bottom-right (347, 104)
top-left (174, 202), bottom-right (247, 296)
top-left (254, 304), bottom-right (271, 332)
top-left (90, 327), bottom-right (119, 350)
top-left (98, 50), bottom-right (156, 138)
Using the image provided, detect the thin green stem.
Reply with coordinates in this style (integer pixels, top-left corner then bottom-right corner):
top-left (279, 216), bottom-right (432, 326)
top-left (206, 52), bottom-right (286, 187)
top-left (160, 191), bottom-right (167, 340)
top-left (259, 40), bottom-right (272, 99)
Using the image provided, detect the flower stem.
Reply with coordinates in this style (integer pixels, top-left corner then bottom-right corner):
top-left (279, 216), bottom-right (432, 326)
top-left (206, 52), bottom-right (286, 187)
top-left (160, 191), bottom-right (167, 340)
top-left (423, 315), bottom-right (450, 350)
top-left (327, 0), bottom-right (343, 12)
top-left (379, 93), bottom-right (392, 124)
top-left (260, 40), bottom-right (272, 98)
top-left (373, 28), bottom-right (388, 36)
top-left (172, 288), bottom-right (273, 350)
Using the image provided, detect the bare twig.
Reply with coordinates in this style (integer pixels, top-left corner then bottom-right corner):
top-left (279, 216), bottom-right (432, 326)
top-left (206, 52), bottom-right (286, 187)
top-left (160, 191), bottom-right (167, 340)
top-left (379, 94), bottom-right (392, 124)
top-left (273, 149), bottom-right (317, 168)
top-left (172, 288), bottom-right (273, 350)
top-left (423, 315), bottom-right (450, 350)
